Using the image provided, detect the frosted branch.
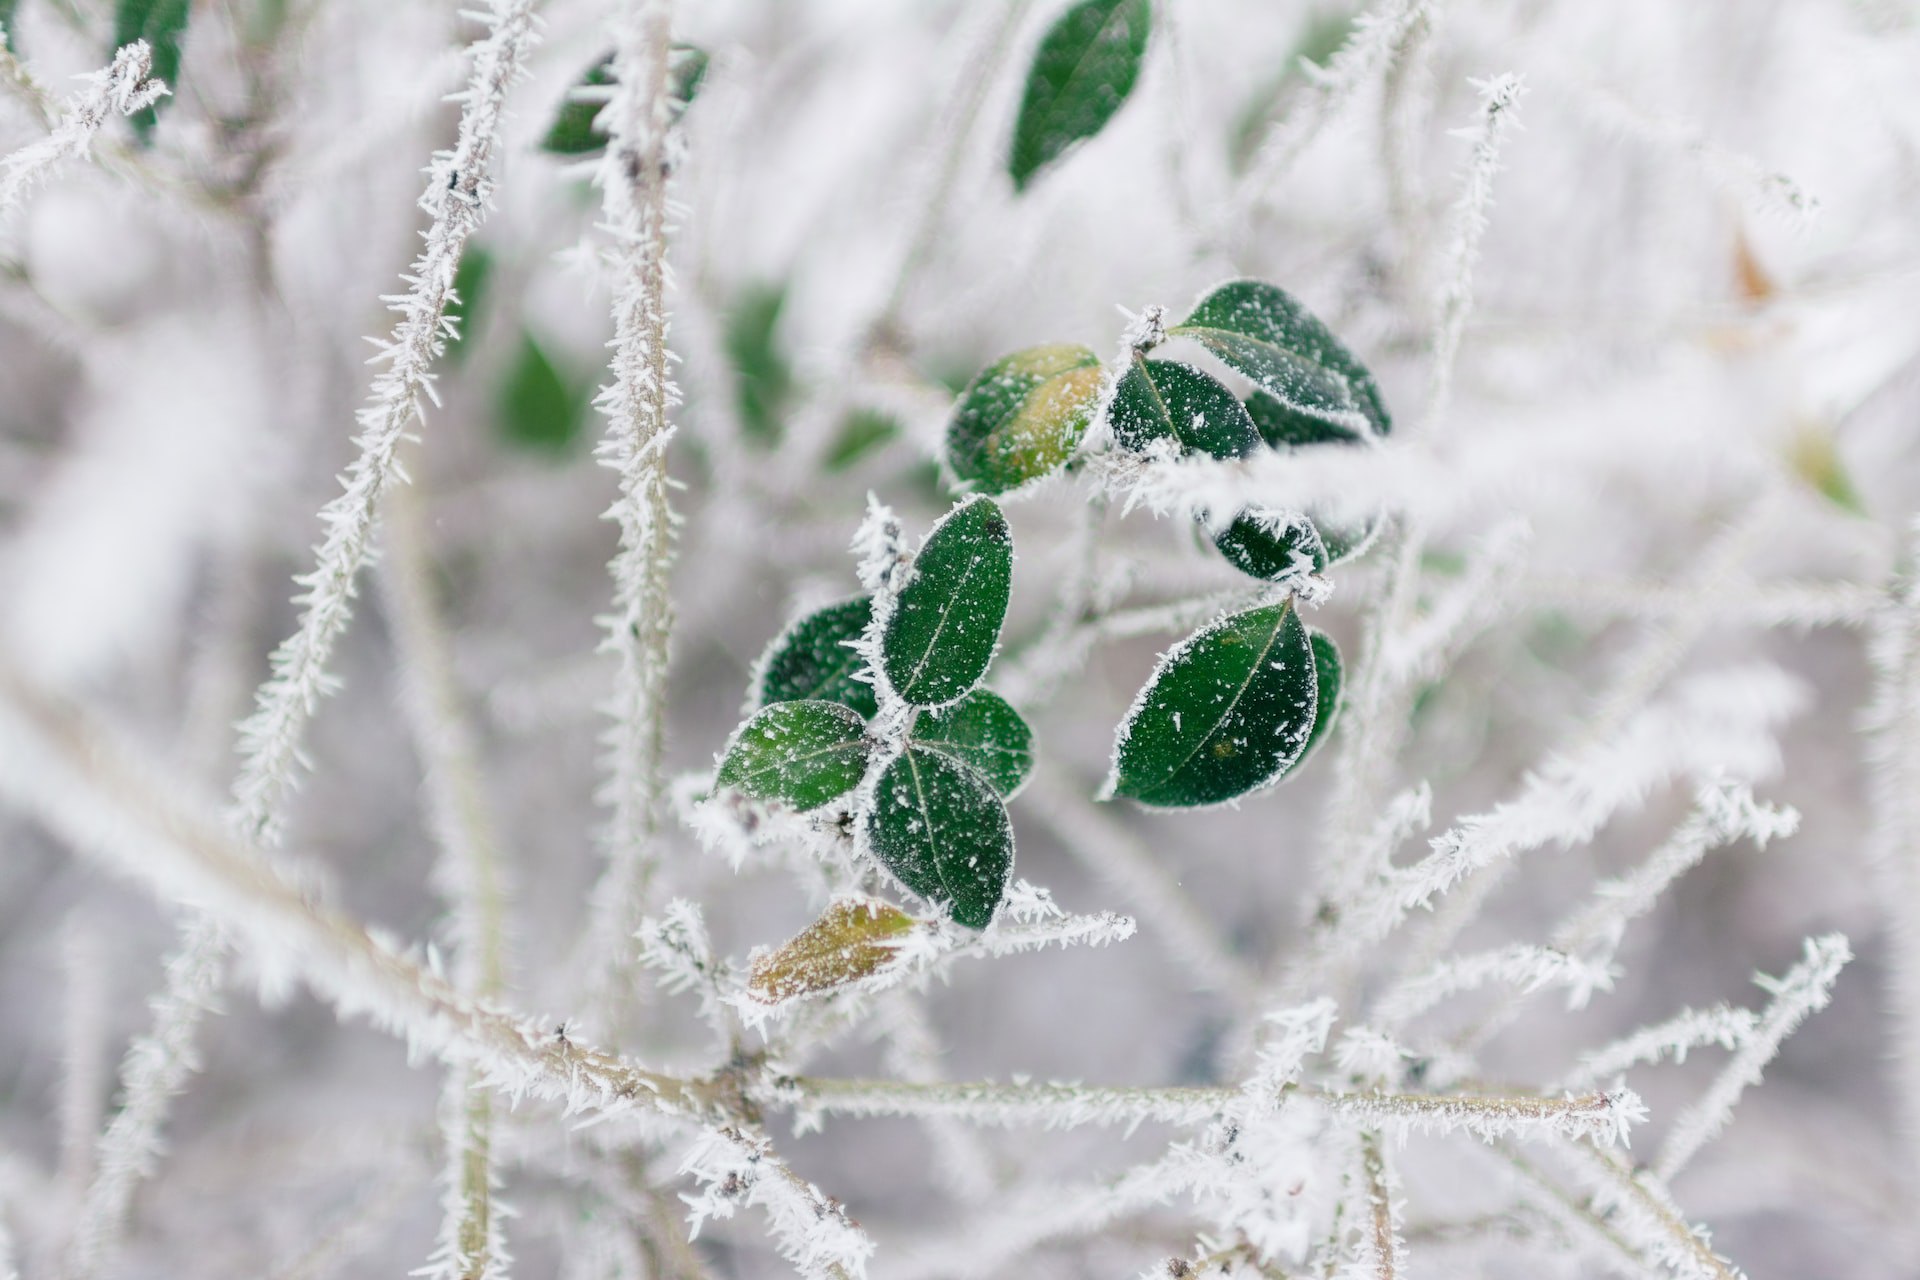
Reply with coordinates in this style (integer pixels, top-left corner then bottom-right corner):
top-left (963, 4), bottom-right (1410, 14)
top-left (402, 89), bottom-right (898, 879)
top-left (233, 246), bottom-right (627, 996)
top-left (679, 1125), bottom-right (872, 1280)
top-left (0, 42), bottom-right (167, 218)
top-left (62, 918), bottom-right (224, 1280)
top-left (1557, 1005), bottom-right (1758, 1093)
top-left (580, 0), bottom-right (689, 999)
top-left (229, 0), bottom-right (539, 846)
top-left (1653, 934), bottom-right (1850, 1181)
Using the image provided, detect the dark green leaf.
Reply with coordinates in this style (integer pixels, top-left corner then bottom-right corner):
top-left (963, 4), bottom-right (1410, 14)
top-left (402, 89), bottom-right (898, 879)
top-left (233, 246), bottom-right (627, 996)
top-left (758, 597), bottom-right (878, 720)
top-left (866, 746), bottom-right (1014, 929)
top-left (911, 690), bottom-right (1033, 798)
top-left (1009, 0), bottom-right (1151, 191)
top-left (1172, 280), bottom-right (1390, 436)
top-left (882, 497), bottom-right (1014, 707)
top-left (823, 407), bottom-right (902, 471)
top-left (542, 44), bottom-right (708, 156)
top-left (113, 0), bottom-right (190, 141)
top-left (1297, 628), bottom-right (1342, 766)
top-left (946, 344), bottom-right (1102, 495)
top-left (1106, 600), bottom-right (1319, 808)
top-left (716, 701), bottom-right (871, 812)
top-left (497, 332), bottom-right (588, 453)
top-left (1244, 388), bottom-right (1366, 449)
top-left (1211, 508), bottom-right (1326, 581)
top-left (1, 1), bottom-right (21, 50)
top-left (725, 282), bottom-right (793, 448)
top-left (1109, 355), bottom-right (1260, 459)
top-left (444, 246), bottom-right (494, 364)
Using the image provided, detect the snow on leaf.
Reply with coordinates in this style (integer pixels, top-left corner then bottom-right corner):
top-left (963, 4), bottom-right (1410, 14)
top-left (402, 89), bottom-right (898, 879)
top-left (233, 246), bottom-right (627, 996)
top-left (1171, 280), bottom-right (1390, 436)
top-left (946, 345), bottom-right (1103, 495)
top-left (747, 898), bottom-right (916, 1004)
top-left (756, 596), bottom-right (879, 719)
top-left (866, 745), bottom-right (1014, 929)
top-left (1108, 355), bottom-right (1260, 459)
top-left (715, 701), bottom-right (871, 812)
top-left (882, 497), bottom-right (1014, 707)
top-left (908, 689), bottom-right (1034, 798)
top-left (1106, 601), bottom-right (1320, 808)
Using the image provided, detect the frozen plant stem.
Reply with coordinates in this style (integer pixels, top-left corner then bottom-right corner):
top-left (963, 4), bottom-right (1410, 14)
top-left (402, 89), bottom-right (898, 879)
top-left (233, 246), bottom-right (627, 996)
top-left (229, 0), bottom-right (540, 847)
top-left (379, 477), bottom-right (511, 1280)
top-left (0, 42), bottom-right (167, 219)
top-left (580, 0), bottom-right (683, 1009)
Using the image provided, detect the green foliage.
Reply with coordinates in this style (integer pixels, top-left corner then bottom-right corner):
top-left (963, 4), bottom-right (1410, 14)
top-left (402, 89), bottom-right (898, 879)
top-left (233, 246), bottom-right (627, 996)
top-left (882, 497), bottom-right (1014, 707)
top-left (716, 701), bottom-right (872, 812)
top-left (946, 344), bottom-right (1102, 495)
top-left (113, 0), bottom-right (191, 141)
top-left (1107, 601), bottom-right (1320, 808)
top-left (1211, 508), bottom-right (1328, 581)
top-left (823, 407), bottom-right (902, 472)
top-left (1172, 280), bottom-right (1391, 436)
top-left (910, 690), bottom-right (1033, 798)
top-left (1244, 388), bottom-right (1367, 448)
top-left (725, 282), bottom-right (794, 448)
top-left (1227, 10), bottom-right (1355, 171)
top-left (758, 597), bottom-right (879, 720)
top-left (1109, 356), bottom-right (1260, 459)
top-left (542, 44), bottom-right (708, 156)
top-left (0, 1), bottom-right (20, 49)
top-left (1009, 0), bottom-right (1151, 191)
top-left (866, 746), bottom-right (1014, 928)
top-left (496, 332), bottom-right (589, 454)
top-left (1300, 628), bottom-right (1343, 764)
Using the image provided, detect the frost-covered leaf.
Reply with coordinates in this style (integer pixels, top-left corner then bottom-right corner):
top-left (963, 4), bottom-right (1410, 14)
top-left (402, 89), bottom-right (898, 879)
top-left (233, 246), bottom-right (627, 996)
top-left (1244, 388), bottom-right (1367, 448)
top-left (497, 331), bottom-right (588, 453)
top-left (1109, 356), bottom-right (1260, 459)
top-left (747, 898), bottom-right (914, 1003)
top-left (946, 344), bottom-right (1102, 495)
top-left (758, 597), bottom-right (878, 719)
top-left (726, 282), bottom-right (793, 448)
top-left (1298, 628), bottom-right (1342, 766)
top-left (1211, 508), bottom-right (1327, 581)
top-left (910, 690), bottom-right (1034, 798)
top-left (716, 701), bottom-right (871, 812)
top-left (1009, 0), bottom-right (1151, 191)
top-left (541, 44), bottom-right (708, 156)
top-left (1172, 280), bottom-right (1391, 435)
top-left (882, 497), bottom-right (1013, 707)
top-left (1107, 600), bottom-right (1319, 808)
top-left (113, 0), bottom-right (189, 140)
top-left (866, 746), bottom-right (1014, 929)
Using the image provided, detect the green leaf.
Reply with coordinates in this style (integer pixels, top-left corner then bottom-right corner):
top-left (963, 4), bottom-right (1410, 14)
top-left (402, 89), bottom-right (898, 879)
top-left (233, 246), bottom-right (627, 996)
top-left (758, 597), bottom-right (878, 720)
top-left (1009, 0), bottom-right (1151, 191)
top-left (497, 332), bottom-right (588, 453)
top-left (823, 407), bottom-right (902, 471)
top-left (716, 701), bottom-right (872, 812)
top-left (113, 0), bottom-right (190, 141)
top-left (1297, 628), bottom-right (1342, 766)
top-left (747, 898), bottom-right (916, 1003)
top-left (444, 245), bottom-right (494, 364)
top-left (1211, 508), bottom-right (1326, 581)
top-left (542, 44), bottom-right (708, 156)
top-left (1172, 280), bottom-right (1390, 436)
top-left (866, 746), bottom-right (1014, 929)
top-left (1, 1), bottom-right (21, 50)
top-left (946, 344), bottom-right (1102, 495)
top-left (725, 282), bottom-right (793, 448)
top-left (1106, 600), bottom-right (1319, 808)
top-left (882, 497), bottom-right (1014, 707)
top-left (1244, 388), bottom-right (1366, 449)
top-left (910, 690), bottom-right (1033, 798)
top-left (1109, 356), bottom-right (1260, 459)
